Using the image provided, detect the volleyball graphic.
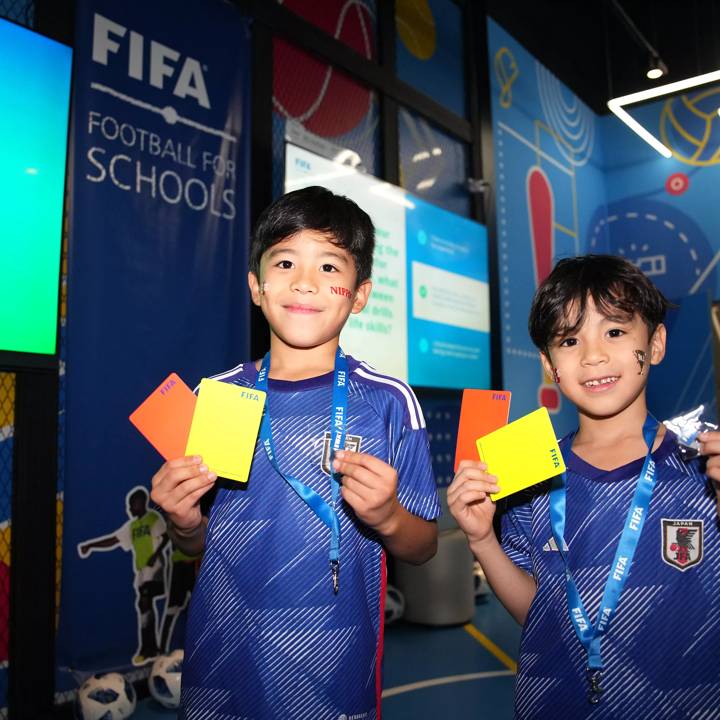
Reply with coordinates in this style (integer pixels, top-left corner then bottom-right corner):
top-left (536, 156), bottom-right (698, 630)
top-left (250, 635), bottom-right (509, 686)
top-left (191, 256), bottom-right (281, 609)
top-left (660, 88), bottom-right (720, 166)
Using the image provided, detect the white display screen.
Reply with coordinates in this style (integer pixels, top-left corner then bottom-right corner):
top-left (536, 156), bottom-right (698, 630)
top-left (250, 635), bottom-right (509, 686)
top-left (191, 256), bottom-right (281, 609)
top-left (285, 143), bottom-right (490, 390)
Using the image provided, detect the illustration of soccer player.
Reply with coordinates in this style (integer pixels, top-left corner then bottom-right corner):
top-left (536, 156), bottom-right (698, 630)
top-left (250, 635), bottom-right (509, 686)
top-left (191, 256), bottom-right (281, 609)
top-left (78, 486), bottom-right (169, 666)
top-left (159, 546), bottom-right (198, 652)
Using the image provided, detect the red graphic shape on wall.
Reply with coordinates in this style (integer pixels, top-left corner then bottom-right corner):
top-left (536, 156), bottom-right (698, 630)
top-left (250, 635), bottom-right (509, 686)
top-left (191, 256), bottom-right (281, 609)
top-left (273, 0), bottom-right (374, 137)
top-left (527, 166), bottom-right (561, 414)
top-left (527, 166), bottom-right (554, 286)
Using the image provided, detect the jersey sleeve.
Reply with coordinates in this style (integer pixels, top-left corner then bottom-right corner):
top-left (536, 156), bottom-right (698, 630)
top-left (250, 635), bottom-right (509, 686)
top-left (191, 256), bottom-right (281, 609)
top-left (500, 495), bottom-right (534, 575)
top-left (114, 520), bottom-right (133, 552)
top-left (391, 411), bottom-right (440, 522)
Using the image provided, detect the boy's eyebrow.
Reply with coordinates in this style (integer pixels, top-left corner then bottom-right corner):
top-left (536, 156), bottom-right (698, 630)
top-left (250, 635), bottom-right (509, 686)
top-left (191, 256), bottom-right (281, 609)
top-left (266, 246), bottom-right (297, 258)
top-left (319, 249), bottom-right (349, 263)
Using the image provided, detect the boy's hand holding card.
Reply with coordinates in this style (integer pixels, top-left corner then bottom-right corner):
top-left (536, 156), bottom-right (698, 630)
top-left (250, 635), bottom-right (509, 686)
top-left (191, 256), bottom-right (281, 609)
top-left (185, 379), bottom-right (266, 484)
top-left (476, 407), bottom-right (566, 501)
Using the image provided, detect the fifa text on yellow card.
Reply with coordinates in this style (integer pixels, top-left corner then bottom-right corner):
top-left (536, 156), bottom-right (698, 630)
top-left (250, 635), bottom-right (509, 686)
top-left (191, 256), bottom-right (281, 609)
top-left (185, 379), bottom-right (266, 484)
top-left (474, 406), bottom-right (566, 501)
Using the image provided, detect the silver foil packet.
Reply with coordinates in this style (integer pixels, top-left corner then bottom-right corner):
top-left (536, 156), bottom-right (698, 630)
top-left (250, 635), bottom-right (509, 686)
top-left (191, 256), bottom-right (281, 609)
top-left (663, 406), bottom-right (718, 461)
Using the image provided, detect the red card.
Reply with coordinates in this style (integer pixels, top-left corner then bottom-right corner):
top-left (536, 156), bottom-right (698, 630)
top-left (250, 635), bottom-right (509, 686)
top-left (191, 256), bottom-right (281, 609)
top-left (454, 389), bottom-right (511, 471)
top-left (129, 373), bottom-right (197, 461)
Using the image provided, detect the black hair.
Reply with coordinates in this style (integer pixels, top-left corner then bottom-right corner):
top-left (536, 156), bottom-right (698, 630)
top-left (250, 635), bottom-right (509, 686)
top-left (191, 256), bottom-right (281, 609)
top-left (128, 488), bottom-right (148, 505)
top-left (249, 186), bottom-right (375, 285)
top-left (528, 254), bottom-right (671, 352)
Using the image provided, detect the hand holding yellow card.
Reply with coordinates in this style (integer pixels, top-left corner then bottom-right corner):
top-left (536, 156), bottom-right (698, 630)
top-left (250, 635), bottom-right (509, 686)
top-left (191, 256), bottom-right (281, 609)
top-left (475, 407), bottom-right (566, 501)
top-left (185, 379), bottom-right (266, 484)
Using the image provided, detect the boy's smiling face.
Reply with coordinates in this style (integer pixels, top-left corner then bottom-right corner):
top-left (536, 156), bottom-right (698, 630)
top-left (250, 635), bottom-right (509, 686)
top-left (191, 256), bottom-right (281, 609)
top-left (540, 297), bottom-right (666, 420)
top-left (248, 229), bottom-right (371, 351)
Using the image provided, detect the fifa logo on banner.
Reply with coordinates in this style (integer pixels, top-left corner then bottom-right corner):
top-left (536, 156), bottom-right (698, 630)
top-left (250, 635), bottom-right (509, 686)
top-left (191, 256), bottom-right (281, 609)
top-left (92, 13), bottom-right (211, 109)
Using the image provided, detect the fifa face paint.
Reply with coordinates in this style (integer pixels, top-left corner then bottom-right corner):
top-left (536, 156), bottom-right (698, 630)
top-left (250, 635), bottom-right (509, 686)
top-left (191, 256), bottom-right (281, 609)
top-left (330, 287), bottom-right (352, 299)
top-left (260, 281), bottom-right (269, 295)
top-left (551, 367), bottom-right (560, 384)
top-left (633, 349), bottom-right (646, 375)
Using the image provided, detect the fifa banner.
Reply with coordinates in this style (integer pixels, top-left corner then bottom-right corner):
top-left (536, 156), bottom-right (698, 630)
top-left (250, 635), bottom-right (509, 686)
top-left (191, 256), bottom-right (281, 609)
top-left (57, 0), bottom-right (250, 683)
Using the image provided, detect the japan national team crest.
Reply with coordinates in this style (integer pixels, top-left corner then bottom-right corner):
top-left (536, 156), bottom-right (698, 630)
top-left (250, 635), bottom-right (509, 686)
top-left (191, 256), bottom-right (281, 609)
top-left (661, 519), bottom-right (704, 571)
top-left (321, 431), bottom-right (362, 474)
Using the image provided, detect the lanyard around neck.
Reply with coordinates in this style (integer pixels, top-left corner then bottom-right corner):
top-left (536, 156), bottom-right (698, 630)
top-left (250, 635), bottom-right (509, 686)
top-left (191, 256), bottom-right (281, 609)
top-left (549, 415), bottom-right (659, 703)
top-left (255, 347), bottom-right (348, 593)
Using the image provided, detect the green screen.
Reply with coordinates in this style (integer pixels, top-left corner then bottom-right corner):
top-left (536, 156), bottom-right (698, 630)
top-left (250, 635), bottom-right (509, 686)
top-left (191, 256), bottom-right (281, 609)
top-left (0, 19), bottom-right (72, 356)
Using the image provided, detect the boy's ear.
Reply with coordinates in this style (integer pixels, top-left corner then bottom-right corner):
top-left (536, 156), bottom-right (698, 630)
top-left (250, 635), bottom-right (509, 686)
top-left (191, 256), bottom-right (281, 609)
top-left (649, 323), bottom-right (667, 365)
top-left (351, 279), bottom-right (372, 314)
top-left (539, 351), bottom-right (555, 381)
top-left (248, 272), bottom-right (262, 306)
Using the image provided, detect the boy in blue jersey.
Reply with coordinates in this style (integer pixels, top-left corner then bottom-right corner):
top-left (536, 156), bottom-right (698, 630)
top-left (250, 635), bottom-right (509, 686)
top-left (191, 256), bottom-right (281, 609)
top-left (449, 255), bottom-right (720, 719)
top-left (151, 186), bottom-right (440, 720)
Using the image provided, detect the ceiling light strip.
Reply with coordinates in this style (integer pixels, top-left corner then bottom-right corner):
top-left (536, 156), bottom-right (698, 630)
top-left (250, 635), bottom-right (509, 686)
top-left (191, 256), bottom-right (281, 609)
top-left (607, 69), bottom-right (720, 157)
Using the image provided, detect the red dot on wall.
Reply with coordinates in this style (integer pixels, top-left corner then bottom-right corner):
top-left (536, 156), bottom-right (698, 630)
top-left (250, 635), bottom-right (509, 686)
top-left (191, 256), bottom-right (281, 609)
top-left (539, 386), bottom-right (561, 413)
top-left (665, 173), bottom-right (689, 196)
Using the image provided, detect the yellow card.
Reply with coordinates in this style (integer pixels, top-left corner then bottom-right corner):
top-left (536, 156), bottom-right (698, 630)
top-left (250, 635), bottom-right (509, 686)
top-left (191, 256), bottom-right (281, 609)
top-left (475, 407), bottom-right (566, 501)
top-left (185, 379), bottom-right (266, 484)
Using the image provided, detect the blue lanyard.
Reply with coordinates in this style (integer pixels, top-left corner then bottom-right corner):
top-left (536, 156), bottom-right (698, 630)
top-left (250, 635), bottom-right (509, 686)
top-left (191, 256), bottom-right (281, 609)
top-left (549, 415), bottom-right (659, 704)
top-left (255, 347), bottom-right (348, 594)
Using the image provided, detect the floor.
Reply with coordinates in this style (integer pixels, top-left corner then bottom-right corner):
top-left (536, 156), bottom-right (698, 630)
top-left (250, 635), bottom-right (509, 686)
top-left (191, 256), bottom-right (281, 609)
top-left (134, 592), bottom-right (522, 719)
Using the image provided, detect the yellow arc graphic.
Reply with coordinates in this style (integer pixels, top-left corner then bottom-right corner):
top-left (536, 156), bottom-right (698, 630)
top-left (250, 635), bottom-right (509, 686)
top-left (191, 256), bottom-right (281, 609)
top-left (396, 0), bottom-right (436, 60)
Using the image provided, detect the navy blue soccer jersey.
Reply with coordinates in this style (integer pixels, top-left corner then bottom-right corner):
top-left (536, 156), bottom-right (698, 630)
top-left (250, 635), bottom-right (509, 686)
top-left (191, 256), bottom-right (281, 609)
top-left (502, 431), bottom-right (720, 720)
top-left (180, 356), bottom-right (440, 720)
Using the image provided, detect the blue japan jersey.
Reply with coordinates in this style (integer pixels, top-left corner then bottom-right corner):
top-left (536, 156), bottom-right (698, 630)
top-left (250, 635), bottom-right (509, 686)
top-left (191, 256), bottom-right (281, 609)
top-left (180, 356), bottom-right (439, 720)
top-left (502, 432), bottom-right (720, 720)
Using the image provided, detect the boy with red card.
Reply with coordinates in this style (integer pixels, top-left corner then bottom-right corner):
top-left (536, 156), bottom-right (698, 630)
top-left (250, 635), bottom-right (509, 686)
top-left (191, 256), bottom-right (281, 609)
top-left (449, 255), bottom-right (720, 718)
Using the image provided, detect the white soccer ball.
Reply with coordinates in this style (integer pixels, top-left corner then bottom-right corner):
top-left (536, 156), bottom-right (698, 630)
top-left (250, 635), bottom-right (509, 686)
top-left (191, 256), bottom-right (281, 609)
top-left (473, 560), bottom-right (489, 600)
top-left (149, 649), bottom-right (183, 708)
top-left (75, 672), bottom-right (136, 720)
top-left (384, 584), bottom-right (405, 625)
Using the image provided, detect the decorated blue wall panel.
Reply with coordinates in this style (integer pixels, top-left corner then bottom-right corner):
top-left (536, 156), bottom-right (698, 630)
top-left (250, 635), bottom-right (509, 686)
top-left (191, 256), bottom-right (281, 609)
top-left (488, 17), bottom-right (719, 434)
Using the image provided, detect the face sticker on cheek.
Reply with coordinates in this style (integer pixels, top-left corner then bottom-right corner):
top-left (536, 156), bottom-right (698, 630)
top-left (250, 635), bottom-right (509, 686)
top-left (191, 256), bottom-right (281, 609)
top-left (552, 367), bottom-right (560, 384)
top-left (633, 349), bottom-right (646, 375)
top-left (330, 286), bottom-right (353, 300)
top-left (259, 281), bottom-right (269, 295)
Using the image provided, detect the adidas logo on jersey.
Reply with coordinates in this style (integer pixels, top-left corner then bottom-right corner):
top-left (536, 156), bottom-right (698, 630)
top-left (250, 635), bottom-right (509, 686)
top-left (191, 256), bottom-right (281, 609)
top-left (542, 536), bottom-right (568, 552)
